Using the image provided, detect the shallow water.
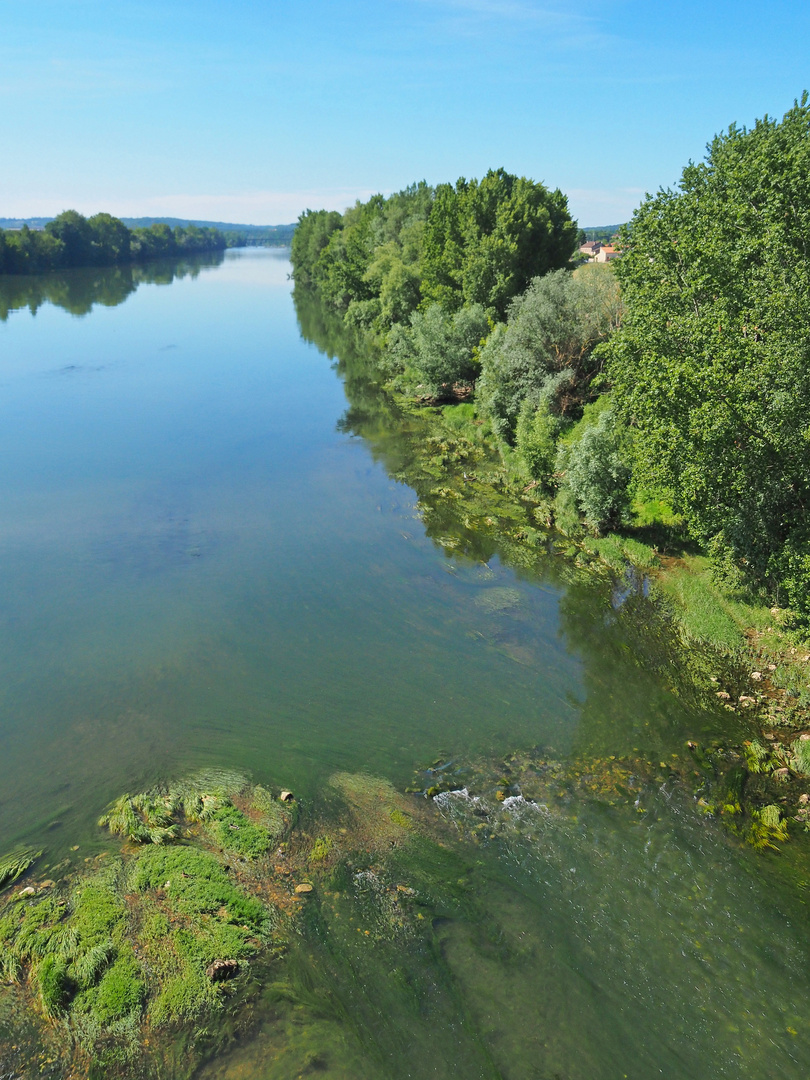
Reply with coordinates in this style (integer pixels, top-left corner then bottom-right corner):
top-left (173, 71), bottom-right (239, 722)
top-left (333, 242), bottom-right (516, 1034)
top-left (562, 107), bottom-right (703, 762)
top-left (1, 249), bottom-right (808, 1077)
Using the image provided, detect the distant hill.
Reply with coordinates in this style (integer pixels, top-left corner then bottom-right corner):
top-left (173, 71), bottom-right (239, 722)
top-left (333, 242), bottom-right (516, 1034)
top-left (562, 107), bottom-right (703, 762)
top-left (581, 224), bottom-right (624, 242)
top-left (0, 218), bottom-right (50, 230)
top-left (0, 217), bottom-right (297, 246)
top-left (119, 218), bottom-right (296, 244)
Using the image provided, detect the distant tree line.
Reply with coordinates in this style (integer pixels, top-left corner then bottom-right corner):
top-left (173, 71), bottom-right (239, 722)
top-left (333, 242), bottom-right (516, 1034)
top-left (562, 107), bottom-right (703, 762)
top-left (292, 98), bottom-right (810, 624)
top-left (0, 211), bottom-right (227, 274)
top-left (225, 224), bottom-right (297, 247)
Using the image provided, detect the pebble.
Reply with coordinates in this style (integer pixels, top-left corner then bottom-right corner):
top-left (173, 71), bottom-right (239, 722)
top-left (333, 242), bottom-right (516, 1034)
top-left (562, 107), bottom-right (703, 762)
top-left (20, 887), bottom-right (35, 897)
top-left (294, 883), bottom-right (313, 894)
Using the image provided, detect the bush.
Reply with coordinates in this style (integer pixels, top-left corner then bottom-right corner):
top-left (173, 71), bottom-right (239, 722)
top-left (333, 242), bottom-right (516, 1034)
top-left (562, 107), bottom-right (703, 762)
top-left (515, 398), bottom-right (562, 484)
top-left (558, 406), bottom-right (631, 533)
top-left (476, 266), bottom-right (621, 441)
top-left (407, 302), bottom-right (489, 393)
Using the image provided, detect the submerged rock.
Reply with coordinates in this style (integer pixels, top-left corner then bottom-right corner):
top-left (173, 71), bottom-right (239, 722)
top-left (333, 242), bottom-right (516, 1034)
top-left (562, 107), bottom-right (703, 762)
top-left (206, 958), bottom-right (240, 982)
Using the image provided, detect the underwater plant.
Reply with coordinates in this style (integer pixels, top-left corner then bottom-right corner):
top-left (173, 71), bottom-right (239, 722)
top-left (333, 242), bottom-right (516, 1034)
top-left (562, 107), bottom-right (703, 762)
top-left (789, 738), bottom-right (810, 777)
top-left (98, 793), bottom-right (180, 844)
top-left (0, 845), bottom-right (42, 890)
top-left (743, 739), bottom-right (771, 774)
top-left (748, 804), bottom-right (790, 849)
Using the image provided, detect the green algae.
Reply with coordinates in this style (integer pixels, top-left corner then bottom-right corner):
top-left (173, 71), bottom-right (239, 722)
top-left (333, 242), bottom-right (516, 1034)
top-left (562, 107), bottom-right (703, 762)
top-left (0, 847), bottom-right (42, 892)
top-left (0, 772), bottom-right (295, 1077)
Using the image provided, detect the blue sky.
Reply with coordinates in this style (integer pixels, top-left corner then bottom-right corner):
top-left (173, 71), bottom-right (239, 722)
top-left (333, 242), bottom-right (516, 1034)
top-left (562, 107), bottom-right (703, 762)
top-left (1, 0), bottom-right (808, 226)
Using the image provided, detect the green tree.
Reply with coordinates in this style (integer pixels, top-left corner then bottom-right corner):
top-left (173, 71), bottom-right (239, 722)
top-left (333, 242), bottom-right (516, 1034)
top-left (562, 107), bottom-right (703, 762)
top-left (317, 196), bottom-right (385, 309)
top-left (422, 169), bottom-right (578, 318)
top-left (607, 93), bottom-right (810, 613)
top-left (88, 213), bottom-right (132, 264)
top-left (45, 210), bottom-right (94, 266)
top-left (290, 209), bottom-right (343, 286)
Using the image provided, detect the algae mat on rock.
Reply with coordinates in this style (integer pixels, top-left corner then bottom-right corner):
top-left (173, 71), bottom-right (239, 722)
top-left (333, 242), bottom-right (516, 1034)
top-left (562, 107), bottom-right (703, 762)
top-left (0, 771), bottom-right (296, 1077)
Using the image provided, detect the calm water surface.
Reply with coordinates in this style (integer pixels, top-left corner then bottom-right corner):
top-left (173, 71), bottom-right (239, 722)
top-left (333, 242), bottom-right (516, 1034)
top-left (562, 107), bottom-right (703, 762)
top-left (1, 249), bottom-right (809, 1078)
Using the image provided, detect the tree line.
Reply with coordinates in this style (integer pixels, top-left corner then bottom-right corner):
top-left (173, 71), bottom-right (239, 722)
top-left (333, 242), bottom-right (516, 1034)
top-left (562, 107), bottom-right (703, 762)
top-left (0, 211), bottom-right (228, 274)
top-left (296, 103), bottom-right (810, 623)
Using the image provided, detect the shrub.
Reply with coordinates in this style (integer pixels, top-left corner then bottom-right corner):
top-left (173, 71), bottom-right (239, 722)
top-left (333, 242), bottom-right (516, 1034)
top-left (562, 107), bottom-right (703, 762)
top-left (476, 266), bottom-right (621, 440)
top-left (407, 302), bottom-right (489, 393)
top-left (515, 398), bottom-right (562, 484)
top-left (558, 406), bottom-right (631, 533)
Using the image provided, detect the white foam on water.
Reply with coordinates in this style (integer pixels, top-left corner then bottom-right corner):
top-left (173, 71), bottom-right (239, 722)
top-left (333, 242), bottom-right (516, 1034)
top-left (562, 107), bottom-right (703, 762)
top-left (433, 787), bottom-right (479, 810)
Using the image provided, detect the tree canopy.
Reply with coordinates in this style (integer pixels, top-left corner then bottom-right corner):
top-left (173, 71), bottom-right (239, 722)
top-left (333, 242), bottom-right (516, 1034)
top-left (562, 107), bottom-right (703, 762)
top-left (290, 171), bottom-right (578, 327)
top-left (421, 169), bottom-right (578, 319)
top-left (606, 94), bottom-right (810, 613)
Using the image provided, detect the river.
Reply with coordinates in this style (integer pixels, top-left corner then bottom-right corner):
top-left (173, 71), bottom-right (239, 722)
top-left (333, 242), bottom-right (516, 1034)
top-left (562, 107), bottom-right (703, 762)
top-left (0, 248), bottom-right (808, 1078)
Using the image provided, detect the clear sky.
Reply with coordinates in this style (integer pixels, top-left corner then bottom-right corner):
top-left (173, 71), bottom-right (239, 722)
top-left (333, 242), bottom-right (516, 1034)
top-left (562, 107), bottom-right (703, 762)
top-left (2, 0), bottom-right (808, 226)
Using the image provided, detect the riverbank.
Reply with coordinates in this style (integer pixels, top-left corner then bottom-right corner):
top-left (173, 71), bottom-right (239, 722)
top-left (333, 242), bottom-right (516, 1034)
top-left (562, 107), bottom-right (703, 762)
top-left (294, 284), bottom-right (810, 858)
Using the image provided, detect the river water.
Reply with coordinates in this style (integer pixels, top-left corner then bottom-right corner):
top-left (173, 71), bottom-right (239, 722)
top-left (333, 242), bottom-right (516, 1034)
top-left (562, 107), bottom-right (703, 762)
top-left (1, 248), bottom-right (809, 1078)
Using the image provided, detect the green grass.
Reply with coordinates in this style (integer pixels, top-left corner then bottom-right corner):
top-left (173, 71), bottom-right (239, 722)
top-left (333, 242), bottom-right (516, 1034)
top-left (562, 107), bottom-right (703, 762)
top-left (38, 955), bottom-right (73, 1016)
top-left (76, 953), bottom-right (145, 1024)
top-left (584, 533), bottom-right (659, 571)
top-left (630, 492), bottom-right (683, 529)
top-left (656, 554), bottom-right (772, 650)
top-left (129, 845), bottom-right (267, 930)
top-left (310, 836), bottom-right (333, 862)
top-left (1, 774), bottom-right (283, 1063)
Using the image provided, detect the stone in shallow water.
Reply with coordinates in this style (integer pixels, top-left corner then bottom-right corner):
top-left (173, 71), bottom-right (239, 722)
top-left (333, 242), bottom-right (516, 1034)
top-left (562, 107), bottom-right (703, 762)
top-left (473, 587), bottom-right (521, 615)
top-left (295, 882), bottom-right (313, 894)
top-left (206, 959), bottom-right (240, 982)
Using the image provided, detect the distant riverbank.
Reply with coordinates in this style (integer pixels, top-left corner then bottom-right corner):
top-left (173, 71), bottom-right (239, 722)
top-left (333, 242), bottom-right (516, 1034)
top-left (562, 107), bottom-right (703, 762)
top-left (0, 210), bottom-right (228, 275)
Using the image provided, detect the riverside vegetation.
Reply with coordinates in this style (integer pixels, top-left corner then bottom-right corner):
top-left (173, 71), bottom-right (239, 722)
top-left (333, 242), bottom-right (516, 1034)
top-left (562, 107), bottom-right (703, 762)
top-left (291, 99), bottom-right (810, 622)
top-left (0, 211), bottom-right (228, 275)
top-left (5, 98), bottom-right (810, 1077)
top-left (290, 97), bottom-right (810, 855)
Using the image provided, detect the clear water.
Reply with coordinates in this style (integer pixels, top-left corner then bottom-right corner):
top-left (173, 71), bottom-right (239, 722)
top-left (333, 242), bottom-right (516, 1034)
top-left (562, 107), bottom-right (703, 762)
top-left (1, 249), bottom-right (809, 1078)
